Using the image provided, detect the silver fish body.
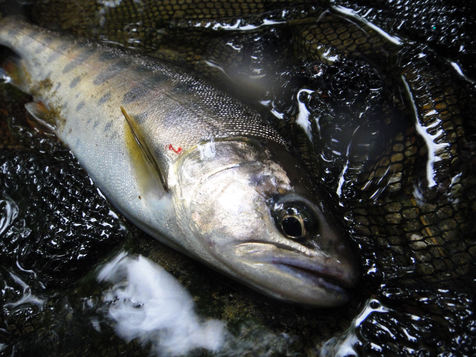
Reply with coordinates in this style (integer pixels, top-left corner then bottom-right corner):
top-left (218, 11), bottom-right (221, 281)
top-left (0, 17), bottom-right (358, 306)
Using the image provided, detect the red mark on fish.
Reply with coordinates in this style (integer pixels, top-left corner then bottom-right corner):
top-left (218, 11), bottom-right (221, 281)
top-left (167, 144), bottom-right (182, 154)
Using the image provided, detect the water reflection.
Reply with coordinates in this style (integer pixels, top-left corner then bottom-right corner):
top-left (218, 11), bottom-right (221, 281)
top-left (320, 298), bottom-right (389, 356)
top-left (3, 270), bottom-right (44, 310)
top-left (0, 196), bottom-right (18, 236)
top-left (98, 252), bottom-right (225, 356)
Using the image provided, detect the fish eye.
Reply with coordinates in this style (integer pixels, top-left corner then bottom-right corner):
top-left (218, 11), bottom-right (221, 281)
top-left (272, 200), bottom-right (318, 240)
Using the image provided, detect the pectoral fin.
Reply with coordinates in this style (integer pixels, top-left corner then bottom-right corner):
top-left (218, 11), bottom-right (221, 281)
top-left (121, 106), bottom-right (169, 192)
top-left (25, 101), bottom-right (56, 131)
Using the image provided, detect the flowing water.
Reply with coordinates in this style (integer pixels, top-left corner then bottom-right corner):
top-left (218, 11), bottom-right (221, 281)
top-left (0, 0), bottom-right (475, 356)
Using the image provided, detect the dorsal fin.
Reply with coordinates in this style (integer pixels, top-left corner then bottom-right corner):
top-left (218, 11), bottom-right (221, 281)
top-left (121, 106), bottom-right (169, 192)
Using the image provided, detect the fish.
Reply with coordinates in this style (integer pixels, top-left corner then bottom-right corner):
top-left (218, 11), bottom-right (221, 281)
top-left (0, 17), bottom-right (358, 306)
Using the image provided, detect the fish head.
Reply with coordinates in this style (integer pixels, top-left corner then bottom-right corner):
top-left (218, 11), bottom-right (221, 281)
top-left (173, 138), bottom-right (359, 306)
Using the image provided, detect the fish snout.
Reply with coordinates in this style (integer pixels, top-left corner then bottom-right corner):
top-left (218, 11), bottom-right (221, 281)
top-left (232, 240), bottom-right (357, 306)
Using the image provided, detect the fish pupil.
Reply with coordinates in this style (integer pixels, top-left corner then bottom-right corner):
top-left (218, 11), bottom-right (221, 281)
top-left (281, 215), bottom-right (304, 239)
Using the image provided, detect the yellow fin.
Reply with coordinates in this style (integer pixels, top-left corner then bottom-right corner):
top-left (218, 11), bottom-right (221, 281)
top-left (121, 106), bottom-right (169, 192)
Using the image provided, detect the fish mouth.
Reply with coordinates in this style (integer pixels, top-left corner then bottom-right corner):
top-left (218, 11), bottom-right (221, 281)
top-left (233, 242), bottom-right (358, 300)
top-left (271, 256), bottom-right (355, 292)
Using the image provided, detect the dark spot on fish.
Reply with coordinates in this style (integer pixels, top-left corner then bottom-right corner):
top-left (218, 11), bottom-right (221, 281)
top-left (136, 64), bottom-right (150, 73)
top-left (63, 62), bottom-right (76, 74)
top-left (76, 101), bottom-right (85, 111)
top-left (21, 34), bottom-right (35, 47)
top-left (151, 73), bottom-right (169, 84)
top-left (104, 120), bottom-right (113, 132)
top-left (98, 51), bottom-right (117, 62)
top-left (70, 76), bottom-right (82, 88)
top-left (122, 86), bottom-right (149, 104)
top-left (63, 48), bottom-right (94, 74)
top-left (98, 92), bottom-right (111, 105)
top-left (171, 81), bottom-right (194, 95)
top-left (7, 27), bottom-right (19, 37)
top-left (34, 36), bottom-right (53, 53)
top-left (35, 44), bottom-right (46, 54)
top-left (47, 43), bottom-right (69, 63)
top-left (41, 35), bottom-right (54, 46)
top-left (46, 51), bottom-right (60, 64)
top-left (93, 59), bottom-right (129, 85)
top-left (93, 120), bottom-right (99, 129)
top-left (135, 111), bottom-right (149, 124)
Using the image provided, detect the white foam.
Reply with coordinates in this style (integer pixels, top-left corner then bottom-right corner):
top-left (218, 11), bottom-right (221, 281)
top-left (98, 252), bottom-right (225, 356)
